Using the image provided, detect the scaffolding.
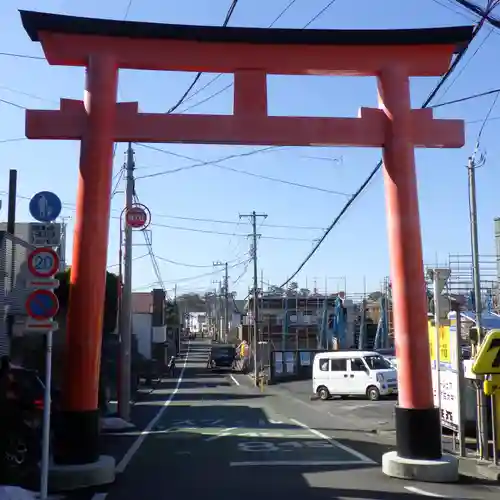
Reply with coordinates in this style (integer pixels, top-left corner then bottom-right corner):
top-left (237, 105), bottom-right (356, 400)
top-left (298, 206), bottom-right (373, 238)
top-left (447, 254), bottom-right (498, 310)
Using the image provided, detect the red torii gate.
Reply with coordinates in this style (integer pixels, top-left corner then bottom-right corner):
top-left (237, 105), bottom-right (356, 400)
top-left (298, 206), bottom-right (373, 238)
top-left (20, 10), bottom-right (472, 476)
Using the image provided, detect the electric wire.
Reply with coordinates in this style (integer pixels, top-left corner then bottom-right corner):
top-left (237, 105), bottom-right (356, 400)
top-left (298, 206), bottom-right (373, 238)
top-left (302, 0), bottom-right (338, 29)
top-left (174, 0), bottom-right (299, 112)
top-left (279, 15), bottom-right (488, 288)
top-left (450, 0), bottom-right (500, 27)
top-left (166, 0), bottom-right (240, 114)
top-left (133, 192), bottom-right (167, 291)
top-left (155, 254), bottom-right (246, 268)
top-left (431, 86), bottom-right (500, 108)
top-left (472, 90), bottom-right (500, 153)
top-left (110, 166), bottom-right (125, 199)
top-left (0, 189), bottom-right (325, 239)
top-left (108, 253), bottom-right (149, 268)
top-left (434, 28), bottom-right (494, 104)
top-left (151, 221), bottom-right (314, 241)
top-left (135, 144), bottom-right (281, 179)
top-left (175, 0), bottom-right (338, 114)
top-left (159, 258), bottom-right (251, 284)
top-left (0, 52), bottom-right (44, 60)
top-left (135, 143), bottom-right (349, 196)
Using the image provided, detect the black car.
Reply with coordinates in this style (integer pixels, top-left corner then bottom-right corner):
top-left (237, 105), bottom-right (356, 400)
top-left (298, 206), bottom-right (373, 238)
top-left (207, 344), bottom-right (235, 371)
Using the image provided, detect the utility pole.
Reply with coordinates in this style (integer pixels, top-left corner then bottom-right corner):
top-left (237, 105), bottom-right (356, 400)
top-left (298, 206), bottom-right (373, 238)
top-left (214, 262), bottom-right (230, 342)
top-left (468, 155), bottom-right (489, 460)
top-left (240, 211), bottom-right (267, 385)
top-left (59, 216), bottom-right (71, 271)
top-left (212, 279), bottom-right (221, 340)
top-left (119, 143), bottom-right (134, 422)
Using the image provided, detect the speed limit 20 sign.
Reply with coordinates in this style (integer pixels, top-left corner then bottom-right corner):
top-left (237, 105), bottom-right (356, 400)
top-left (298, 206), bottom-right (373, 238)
top-left (27, 247), bottom-right (60, 278)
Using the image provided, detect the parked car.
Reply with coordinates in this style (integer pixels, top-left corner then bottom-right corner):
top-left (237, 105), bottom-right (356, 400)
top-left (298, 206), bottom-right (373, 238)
top-left (207, 344), bottom-right (236, 371)
top-left (313, 350), bottom-right (398, 401)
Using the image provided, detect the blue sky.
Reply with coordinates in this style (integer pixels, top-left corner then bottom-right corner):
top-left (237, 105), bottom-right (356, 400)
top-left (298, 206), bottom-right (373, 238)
top-left (1, 0), bottom-right (499, 298)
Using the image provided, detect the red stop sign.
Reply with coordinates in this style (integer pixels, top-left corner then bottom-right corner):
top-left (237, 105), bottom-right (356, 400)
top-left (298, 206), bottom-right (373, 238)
top-left (126, 206), bottom-right (148, 229)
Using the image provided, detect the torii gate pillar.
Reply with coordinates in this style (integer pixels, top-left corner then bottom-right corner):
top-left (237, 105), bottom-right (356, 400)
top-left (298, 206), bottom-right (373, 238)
top-left (20, 9), bottom-right (472, 483)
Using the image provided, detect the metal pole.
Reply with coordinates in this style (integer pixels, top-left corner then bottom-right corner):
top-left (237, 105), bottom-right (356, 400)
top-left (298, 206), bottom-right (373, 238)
top-left (39, 329), bottom-right (53, 500)
top-left (468, 156), bottom-right (489, 461)
top-left (119, 143), bottom-right (134, 421)
top-left (225, 262), bottom-right (229, 342)
top-left (6, 170), bottom-right (17, 346)
top-left (432, 269), bottom-right (443, 455)
top-left (454, 307), bottom-right (466, 457)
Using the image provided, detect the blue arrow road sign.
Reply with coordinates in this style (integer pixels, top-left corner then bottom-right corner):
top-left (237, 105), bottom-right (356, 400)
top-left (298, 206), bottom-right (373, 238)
top-left (29, 191), bottom-right (62, 223)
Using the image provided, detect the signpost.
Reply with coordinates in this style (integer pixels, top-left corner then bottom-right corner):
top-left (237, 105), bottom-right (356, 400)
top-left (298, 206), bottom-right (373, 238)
top-left (25, 243), bottom-right (60, 500)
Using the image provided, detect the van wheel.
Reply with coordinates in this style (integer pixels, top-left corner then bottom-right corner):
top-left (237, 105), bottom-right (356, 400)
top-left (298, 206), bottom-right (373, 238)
top-left (317, 386), bottom-right (330, 401)
top-left (367, 386), bottom-right (380, 401)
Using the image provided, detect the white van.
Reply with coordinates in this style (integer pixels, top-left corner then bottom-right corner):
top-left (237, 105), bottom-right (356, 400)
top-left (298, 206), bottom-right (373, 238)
top-left (312, 350), bottom-right (398, 401)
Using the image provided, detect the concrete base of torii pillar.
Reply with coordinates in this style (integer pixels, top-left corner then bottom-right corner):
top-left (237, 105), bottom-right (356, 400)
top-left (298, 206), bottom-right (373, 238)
top-left (47, 455), bottom-right (115, 492)
top-left (382, 451), bottom-right (459, 483)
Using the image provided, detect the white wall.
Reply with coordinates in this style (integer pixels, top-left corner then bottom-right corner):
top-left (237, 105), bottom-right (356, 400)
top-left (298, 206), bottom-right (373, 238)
top-left (133, 313), bottom-right (152, 359)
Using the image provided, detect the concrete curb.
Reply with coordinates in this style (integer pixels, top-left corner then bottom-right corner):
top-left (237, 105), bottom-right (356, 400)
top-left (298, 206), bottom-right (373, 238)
top-left (458, 457), bottom-right (500, 482)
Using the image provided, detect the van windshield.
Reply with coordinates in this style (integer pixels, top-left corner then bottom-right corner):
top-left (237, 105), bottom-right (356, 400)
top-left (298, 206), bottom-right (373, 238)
top-left (363, 355), bottom-right (392, 370)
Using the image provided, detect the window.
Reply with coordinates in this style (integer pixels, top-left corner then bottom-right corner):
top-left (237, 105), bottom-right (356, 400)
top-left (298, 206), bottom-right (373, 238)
top-left (363, 355), bottom-right (392, 370)
top-left (330, 359), bottom-right (347, 371)
top-left (319, 359), bottom-right (329, 371)
top-left (350, 358), bottom-right (366, 371)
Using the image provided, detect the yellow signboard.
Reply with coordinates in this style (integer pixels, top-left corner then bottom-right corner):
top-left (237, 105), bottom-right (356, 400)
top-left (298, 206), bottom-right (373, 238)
top-left (472, 329), bottom-right (500, 375)
top-left (428, 322), bottom-right (451, 364)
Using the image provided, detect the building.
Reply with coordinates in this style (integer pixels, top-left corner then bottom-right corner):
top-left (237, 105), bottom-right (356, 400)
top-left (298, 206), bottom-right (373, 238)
top-left (244, 293), bottom-right (356, 349)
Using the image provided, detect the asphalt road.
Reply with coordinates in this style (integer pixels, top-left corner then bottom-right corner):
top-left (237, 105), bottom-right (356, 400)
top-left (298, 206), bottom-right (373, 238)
top-left (94, 340), bottom-right (500, 500)
top-left (274, 379), bottom-right (397, 433)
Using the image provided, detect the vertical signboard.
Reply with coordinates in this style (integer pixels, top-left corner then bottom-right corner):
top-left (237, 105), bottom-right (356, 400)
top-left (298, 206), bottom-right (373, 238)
top-left (429, 319), bottom-right (460, 431)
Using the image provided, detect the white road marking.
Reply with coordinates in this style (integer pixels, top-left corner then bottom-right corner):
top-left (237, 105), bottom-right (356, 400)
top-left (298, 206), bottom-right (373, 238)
top-left (205, 427), bottom-right (237, 441)
top-left (230, 460), bottom-right (369, 467)
top-left (230, 374), bottom-right (240, 386)
top-left (92, 344), bottom-right (191, 500)
top-left (115, 342), bottom-right (191, 474)
top-left (404, 486), bottom-right (449, 497)
top-left (289, 418), bottom-right (375, 464)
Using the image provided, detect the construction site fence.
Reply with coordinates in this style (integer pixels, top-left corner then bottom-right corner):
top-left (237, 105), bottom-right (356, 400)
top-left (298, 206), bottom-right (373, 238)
top-left (268, 348), bottom-right (322, 384)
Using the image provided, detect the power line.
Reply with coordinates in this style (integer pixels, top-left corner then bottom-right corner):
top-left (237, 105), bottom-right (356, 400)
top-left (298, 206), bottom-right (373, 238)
top-left (0, 51), bottom-right (44, 60)
top-left (434, 28), bottom-right (494, 103)
top-left (431, 86), bottom-right (500, 108)
top-left (108, 253), bottom-right (149, 269)
top-left (279, 19), bottom-right (486, 288)
top-left (0, 98), bottom-right (27, 110)
top-left (175, 0), bottom-right (339, 113)
top-left (160, 258), bottom-right (251, 284)
top-left (155, 254), bottom-right (246, 268)
top-left (134, 143), bottom-right (281, 179)
top-left (166, 0), bottom-right (240, 114)
top-left (0, 189), bottom-right (326, 233)
top-left (135, 143), bottom-right (349, 196)
top-left (150, 221), bottom-right (315, 241)
top-left (302, 0), bottom-right (338, 29)
top-left (123, 0), bottom-right (134, 19)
